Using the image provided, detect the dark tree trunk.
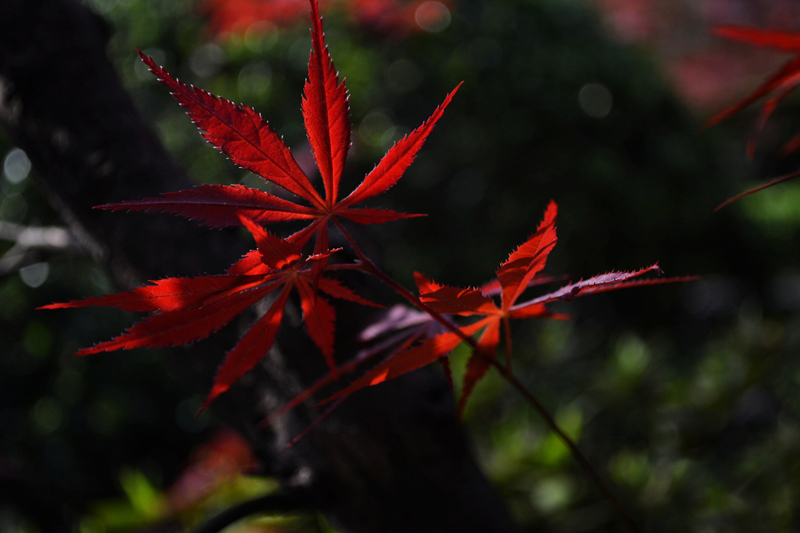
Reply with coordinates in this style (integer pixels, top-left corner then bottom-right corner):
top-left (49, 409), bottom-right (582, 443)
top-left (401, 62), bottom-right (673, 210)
top-left (0, 1), bottom-right (519, 531)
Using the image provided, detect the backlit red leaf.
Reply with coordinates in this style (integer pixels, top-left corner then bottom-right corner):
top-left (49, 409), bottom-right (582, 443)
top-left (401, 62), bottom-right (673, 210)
top-left (202, 286), bottom-right (293, 410)
top-left (297, 278), bottom-right (337, 371)
top-left (97, 185), bottom-right (316, 228)
top-left (39, 274), bottom-right (272, 313)
top-left (339, 84), bottom-right (462, 208)
top-left (227, 249), bottom-right (273, 276)
top-left (303, 0), bottom-right (351, 204)
top-left (317, 277), bottom-right (383, 308)
top-left (134, 26), bottom-right (459, 267)
top-left (239, 214), bottom-right (302, 269)
top-left (74, 285), bottom-right (276, 356)
top-left (497, 200), bottom-right (558, 309)
top-left (138, 50), bottom-right (322, 205)
top-left (319, 318), bottom-right (490, 406)
top-left (286, 221), bottom-right (323, 249)
top-left (414, 271), bottom-right (499, 316)
top-left (457, 319), bottom-right (500, 417)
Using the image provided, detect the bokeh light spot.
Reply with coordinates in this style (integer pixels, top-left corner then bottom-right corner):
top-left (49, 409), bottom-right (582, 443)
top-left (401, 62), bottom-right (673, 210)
top-left (415, 2), bottom-right (451, 33)
top-left (578, 82), bottom-right (613, 118)
top-left (3, 148), bottom-right (32, 184)
top-left (19, 262), bottom-right (49, 288)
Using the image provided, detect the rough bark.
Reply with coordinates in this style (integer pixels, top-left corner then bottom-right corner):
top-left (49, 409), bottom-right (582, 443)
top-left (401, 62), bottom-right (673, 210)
top-left (0, 1), bottom-right (519, 531)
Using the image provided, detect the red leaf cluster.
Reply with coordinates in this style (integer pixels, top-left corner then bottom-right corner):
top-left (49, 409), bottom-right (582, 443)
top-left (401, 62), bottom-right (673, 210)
top-left (43, 214), bottom-right (379, 409)
top-left (319, 202), bottom-right (692, 415)
top-left (42, 0), bottom-right (458, 409)
top-left (42, 0), bottom-right (695, 432)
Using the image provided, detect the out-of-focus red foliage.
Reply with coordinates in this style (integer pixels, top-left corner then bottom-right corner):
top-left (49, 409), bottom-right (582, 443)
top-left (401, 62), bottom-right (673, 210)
top-left (202, 0), bottom-right (453, 38)
top-left (593, 0), bottom-right (800, 110)
top-left (705, 26), bottom-right (800, 158)
top-left (202, 0), bottom-right (322, 35)
top-left (167, 429), bottom-right (260, 511)
top-left (350, 0), bottom-right (451, 35)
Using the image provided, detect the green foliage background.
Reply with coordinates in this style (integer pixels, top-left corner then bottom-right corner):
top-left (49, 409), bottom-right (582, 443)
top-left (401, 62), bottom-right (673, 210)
top-left (2, 0), bottom-right (800, 531)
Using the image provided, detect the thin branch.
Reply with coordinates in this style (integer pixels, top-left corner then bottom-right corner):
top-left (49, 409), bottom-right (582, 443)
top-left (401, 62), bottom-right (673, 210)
top-left (504, 372), bottom-right (640, 533)
top-left (715, 168), bottom-right (800, 211)
top-left (332, 218), bottom-right (640, 533)
top-left (188, 493), bottom-right (313, 533)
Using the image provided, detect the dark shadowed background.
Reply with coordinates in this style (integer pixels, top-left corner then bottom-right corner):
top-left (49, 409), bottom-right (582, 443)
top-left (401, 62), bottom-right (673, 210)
top-left (2, 0), bottom-right (800, 531)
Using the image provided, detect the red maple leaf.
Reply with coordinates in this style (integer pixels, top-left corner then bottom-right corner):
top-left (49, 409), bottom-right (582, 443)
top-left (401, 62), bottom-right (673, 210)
top-left (102, 0), bottom-right (460, 267)
top-left (42, 215), bottom-right (379, 409)
top-left (319, 202), bottom-right (695, 415)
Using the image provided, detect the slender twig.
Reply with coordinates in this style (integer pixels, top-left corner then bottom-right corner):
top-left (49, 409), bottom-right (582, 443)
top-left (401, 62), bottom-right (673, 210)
top-left (502, 317), bottom-right (513, 377)
top-left (504, 373), bottom-right (639, 533)
top-left (332, 219), bottom-right (639, 533)
top-left (715, 168), bottom-right (800, 211)
top-left (188, 493), bottom-right (313, 533)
